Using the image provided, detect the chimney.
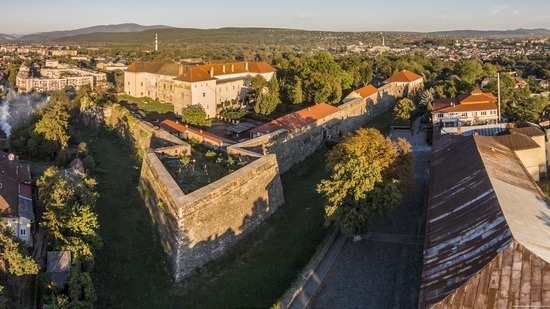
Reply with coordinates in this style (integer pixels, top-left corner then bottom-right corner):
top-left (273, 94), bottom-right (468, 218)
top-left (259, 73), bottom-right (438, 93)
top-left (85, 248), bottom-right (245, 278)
top-left (456, 127), bottom-right (462, 135)
top-left (231, 64), bottom-right (234, 72)
top-left (210, 67), bottom-right (214, 78)
top-left (245, 62), bottom-right (249, 71)
top-left (222, 65), bottom-right (226, 74)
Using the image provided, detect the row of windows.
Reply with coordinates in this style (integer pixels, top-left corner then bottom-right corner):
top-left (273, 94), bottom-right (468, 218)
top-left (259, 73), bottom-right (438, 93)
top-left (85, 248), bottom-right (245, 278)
top-left (437, 110), bottom-right (497, 118)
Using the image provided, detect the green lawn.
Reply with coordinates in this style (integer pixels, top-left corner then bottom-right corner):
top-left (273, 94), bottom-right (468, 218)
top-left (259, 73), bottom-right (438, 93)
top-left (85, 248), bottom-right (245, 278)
top-left (117, 93), bottom-right (174, 122)
top-left (87, 109), bottom-right (391, 308)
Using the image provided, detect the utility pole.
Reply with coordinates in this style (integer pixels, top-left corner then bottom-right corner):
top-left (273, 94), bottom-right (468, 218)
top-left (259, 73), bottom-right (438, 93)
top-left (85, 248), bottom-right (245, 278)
top-left (155, 34), bottom-right (158, 52)
top-left (497, 73), bottom-right (501, 123)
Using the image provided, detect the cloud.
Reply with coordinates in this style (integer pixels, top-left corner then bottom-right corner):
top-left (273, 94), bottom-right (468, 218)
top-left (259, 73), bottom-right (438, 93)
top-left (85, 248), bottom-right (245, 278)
top-left (512, 10), bottom-right (521, 15)
top-left (491, 5), bottom-right (509, 15)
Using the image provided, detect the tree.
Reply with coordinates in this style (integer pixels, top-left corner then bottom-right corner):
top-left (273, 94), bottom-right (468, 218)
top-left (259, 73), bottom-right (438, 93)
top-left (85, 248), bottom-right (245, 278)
top-left (454, 60), bottom-right (484, 84)
top-left (300, 52), bottom-right (353, 104)
top-left (180, 106), bottom-right (212, 127)
top-left (38, 167), bottom-right (101, 262)
top-left (254, 77), bottom-right (280, 115)
top-left (34, 103), bottom-right (70, 150)
top-left (318, 128), bottom-right (414, 236)
top-left (393, 98), bottom-right (416, 125)
top-left (288, 79), bottom-right (304, 104)
top-left (508, 96), bottom-right (548, 122)
top-left (0, 221), bottom-right (39, 305)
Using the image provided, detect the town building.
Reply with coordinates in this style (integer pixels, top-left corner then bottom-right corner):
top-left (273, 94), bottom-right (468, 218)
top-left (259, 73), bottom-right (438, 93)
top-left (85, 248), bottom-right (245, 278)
top-left (383, 70), bottom-right (424, 93)
top-left (16, 63), bottom-right (106, 93)
top-left (432, 89), bottom-right (498, 127)
top-left (420, 133), bottom-right (550, 308)
top-left (0, 152), bottom-right (33, 245)
top-left (124, 61), bottom-right (276, 118)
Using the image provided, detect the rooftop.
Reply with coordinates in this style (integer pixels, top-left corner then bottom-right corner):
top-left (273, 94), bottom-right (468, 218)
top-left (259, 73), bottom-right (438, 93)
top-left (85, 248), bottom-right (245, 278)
top-left (250, 103), bottom-right (339, 135)
top-left (420, 134), bottom-right (550, 308)
top-left (384, 70), bottom-right (423, 83)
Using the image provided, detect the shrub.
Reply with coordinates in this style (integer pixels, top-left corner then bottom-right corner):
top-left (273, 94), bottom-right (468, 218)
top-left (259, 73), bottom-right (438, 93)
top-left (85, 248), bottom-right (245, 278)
top-left (181, 106), bottom-right (212, 127)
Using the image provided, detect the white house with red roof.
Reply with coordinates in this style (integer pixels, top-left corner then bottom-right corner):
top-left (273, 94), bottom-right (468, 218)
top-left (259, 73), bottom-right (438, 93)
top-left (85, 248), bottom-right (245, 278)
top-left (383, 70), bottom-right (424, 93)
top-left (124, 61), bottom-right (276, 118)
top-left (432, 89), bottom-right (499, 127)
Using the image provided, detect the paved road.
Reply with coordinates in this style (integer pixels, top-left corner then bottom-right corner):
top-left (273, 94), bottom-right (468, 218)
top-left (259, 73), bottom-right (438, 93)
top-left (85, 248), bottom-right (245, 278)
top-left (308, 119), bottom-right (431, 309)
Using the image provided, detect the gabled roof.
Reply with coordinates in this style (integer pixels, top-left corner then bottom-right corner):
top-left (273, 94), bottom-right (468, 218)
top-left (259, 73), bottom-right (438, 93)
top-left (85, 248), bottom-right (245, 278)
top-left (175, 67), bottom-right (215, 83)
top-left (47, 251), bottom-right (71, 285)
top-left (354, 84), bottom-right (378, 99)
top-left (125, 61), bottom-right (164, 74)
top-left (420, 135), bottom-right (550, 308)
top-left (433, 89), bottom-right (497, 113)
top-left (0, 152), bottom-right (32, 218)
top-left (509, 126), bottom-right (546, 137)
top-left (384, 70), bottom-right (423, 83)
top-left (250, 103), bottom-right (339, 135)
top-left (494, 132), bottom-right (540, 151)
top-left (247, 61), bottom-right (276, 73)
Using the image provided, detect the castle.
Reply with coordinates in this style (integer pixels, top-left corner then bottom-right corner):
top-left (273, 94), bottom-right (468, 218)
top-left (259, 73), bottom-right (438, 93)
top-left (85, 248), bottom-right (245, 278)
top-left (124, 61), bottom-right (276, 118)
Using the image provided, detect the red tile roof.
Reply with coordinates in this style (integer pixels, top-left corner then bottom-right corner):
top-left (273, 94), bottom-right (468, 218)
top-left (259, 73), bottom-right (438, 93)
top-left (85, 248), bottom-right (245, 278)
top-left (250, 103), bottom-right (339, 135)
top-left (247, 61), bottom-right (276, 73)
top-left (354, 84), bottom-right (378, 99)
top-left (433, 89), bottom-right (498, 113)
top-left (384, 70), bottom-right (423, 83)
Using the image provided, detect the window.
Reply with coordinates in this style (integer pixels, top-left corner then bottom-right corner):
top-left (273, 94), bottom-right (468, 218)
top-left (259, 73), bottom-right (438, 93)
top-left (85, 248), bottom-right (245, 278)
top-left (472, 112), bottom-right (477, 116)
top-left (141, 92), bottom-right (143, 96)
top-left (461, 112), bottom-right (467, 117)
top-left (481, 111), bottom-right (487, 115)
top-left (20, 229), bottom-right (25, 236)
top-left (437, 113), bottom-right (444, 118)
top-left (148, 91), bottom-right (150, 96)
top-left (128, 82), bottom-right (130, 85)
top-left (203, 92), bottom-right (206, 97)
top-left (141, 82), bottom-right (143, 86)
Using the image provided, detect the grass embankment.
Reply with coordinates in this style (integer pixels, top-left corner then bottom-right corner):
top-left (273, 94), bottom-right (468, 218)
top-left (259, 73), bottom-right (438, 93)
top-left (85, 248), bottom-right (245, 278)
top-left (87, 128), bottom-right (330, 308)
top-left (117, 93), bottom-right (174, 122)
top-left (88, 110), bottom-right (390, 308)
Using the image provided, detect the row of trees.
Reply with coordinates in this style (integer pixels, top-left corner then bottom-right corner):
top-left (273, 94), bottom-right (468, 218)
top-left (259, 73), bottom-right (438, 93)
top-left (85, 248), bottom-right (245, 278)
top-left (317, 128), bottom-right (414, 236)
top-left (38, 165), bottom-right (100, 307)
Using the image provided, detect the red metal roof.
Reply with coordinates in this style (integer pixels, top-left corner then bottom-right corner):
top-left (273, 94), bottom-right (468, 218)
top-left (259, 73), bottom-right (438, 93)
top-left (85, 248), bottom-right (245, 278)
top-left (250, 103), bottom-right (339, 135)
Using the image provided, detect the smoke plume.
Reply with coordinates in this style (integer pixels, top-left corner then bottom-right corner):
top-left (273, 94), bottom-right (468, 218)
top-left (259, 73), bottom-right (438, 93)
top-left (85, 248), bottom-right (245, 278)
top-left (0, 90), bottom-right (49, 137)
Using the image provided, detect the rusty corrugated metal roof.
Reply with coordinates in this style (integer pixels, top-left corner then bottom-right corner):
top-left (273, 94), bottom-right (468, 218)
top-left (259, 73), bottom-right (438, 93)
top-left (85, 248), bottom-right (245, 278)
top-left (420, 134), bottom-right (550, 308)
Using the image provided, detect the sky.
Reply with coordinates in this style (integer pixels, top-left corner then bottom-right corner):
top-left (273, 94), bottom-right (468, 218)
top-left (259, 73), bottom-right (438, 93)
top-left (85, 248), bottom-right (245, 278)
top-left (2, 0), bottom-right (550, 35)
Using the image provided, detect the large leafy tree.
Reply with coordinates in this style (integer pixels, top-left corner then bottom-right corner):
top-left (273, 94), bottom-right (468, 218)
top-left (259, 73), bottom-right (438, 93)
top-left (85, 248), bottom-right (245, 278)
top-left (0, 221), bottom-right (39, 306)
top-left (393, 98), bottom-right (416, 125)
top-left (453, 60), bottom-right (484, 84)
top-left (34, 102), bottom-right (70, 150)
top-left (180, 106), bottom-right (212, 127)
top-left (508, 96), bottom-right (548, 122)
top-left (38, 167), bottom-right (101, 261)
top-left (254, 77), bottom-right (280, 115)
top-left (318, 128), bottom-right (414, 236)
top-left (300, 52), bottom-right (353, 104)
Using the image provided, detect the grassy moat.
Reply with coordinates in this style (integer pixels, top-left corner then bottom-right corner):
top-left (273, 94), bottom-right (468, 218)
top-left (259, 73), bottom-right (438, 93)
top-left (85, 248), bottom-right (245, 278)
top-left (88, 109), bottom-right (392, 308)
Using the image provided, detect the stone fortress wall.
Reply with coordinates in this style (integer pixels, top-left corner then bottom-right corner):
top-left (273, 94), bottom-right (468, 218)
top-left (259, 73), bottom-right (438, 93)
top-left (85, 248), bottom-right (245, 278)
top-left (82, 103), bottom-right (285, 281)
top-left (82, 75), bottom-right (421, 281)
top-left (228, 81), bottom-right (421, 173)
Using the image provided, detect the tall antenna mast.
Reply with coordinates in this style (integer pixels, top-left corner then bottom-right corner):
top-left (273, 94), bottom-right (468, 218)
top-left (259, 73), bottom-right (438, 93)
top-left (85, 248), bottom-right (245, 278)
top-left (497, 72), bottom-right (501, 123)
top-left (382, 36), bottom-right (385, 47)
top-left (155, 34), bottom-right (158, 52)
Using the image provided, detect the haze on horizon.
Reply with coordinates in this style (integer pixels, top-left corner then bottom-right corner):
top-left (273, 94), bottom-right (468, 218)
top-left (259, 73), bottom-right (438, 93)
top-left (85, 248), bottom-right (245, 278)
top-left (2, 0), bottom-right (550, 35)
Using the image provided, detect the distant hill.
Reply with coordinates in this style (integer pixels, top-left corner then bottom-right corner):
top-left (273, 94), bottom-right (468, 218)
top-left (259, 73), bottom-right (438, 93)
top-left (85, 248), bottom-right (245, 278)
top-left (19, 23), bottom-right (173, 41)
top-left (54, 27), bottom-right (347, 45)
top-left (428, 28), bottom-right (550, 37)
top-left (0, 33), bottom-right (15, 41)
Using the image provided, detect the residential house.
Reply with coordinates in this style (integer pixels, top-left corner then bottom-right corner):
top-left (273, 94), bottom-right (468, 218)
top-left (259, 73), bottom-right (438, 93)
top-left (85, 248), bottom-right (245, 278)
top-left (419, 134), bottom-right (550, 308)
top-left (124, 61), bottom-right (276, 118)
top-left (0, 152), bottom-right (33, 245)
top-left (432, 89), bottom-right (498, 127)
